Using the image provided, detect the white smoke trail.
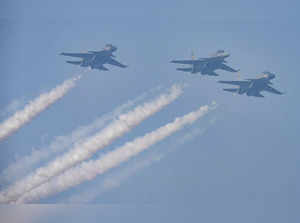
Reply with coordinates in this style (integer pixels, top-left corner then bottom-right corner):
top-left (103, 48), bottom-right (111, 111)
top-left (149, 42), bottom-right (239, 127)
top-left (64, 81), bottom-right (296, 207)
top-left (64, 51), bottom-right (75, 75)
top-left (0, 98), bottom-right (26, 119)
top-left (0, 84), bottom-right (183, 203)
top-left (65, 153), bottom-right (164, 204)
top-left (0, 88), bottom-right (150, 186)
top-left (64, 116), bottom-right (218, 204)
top-left (14, 102), bottom-right (216, 203)
top-left (0, 76), bottom-right (81, 142)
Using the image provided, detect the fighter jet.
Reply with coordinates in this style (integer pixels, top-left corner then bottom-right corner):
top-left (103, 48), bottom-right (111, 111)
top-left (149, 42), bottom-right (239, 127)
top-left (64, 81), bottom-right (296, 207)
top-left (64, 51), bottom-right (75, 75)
top-left (60, 44), bottom-right (127, 71)
top-left (170, 50), bottom-right (239, 76)
top-left (218, 71), bottom-right (283, 97)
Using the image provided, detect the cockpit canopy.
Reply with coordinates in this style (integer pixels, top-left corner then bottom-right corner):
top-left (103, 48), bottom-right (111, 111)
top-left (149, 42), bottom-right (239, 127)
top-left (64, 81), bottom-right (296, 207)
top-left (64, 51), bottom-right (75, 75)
top-left (212, 50), bottom-right (229, 58)
top-left (104, 44), bottom-right (117, 52)
top-left (262, 71), bottom-right (276, 79)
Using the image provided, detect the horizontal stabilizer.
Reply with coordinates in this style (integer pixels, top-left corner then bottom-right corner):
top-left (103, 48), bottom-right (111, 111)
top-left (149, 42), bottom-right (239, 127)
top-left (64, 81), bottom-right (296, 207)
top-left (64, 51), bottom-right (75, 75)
top-left (60, 52), bottom-right (92, 58)
top-left (218, 80), bottom-right (248, 86)
top-left (66, 61), bottom-right (82, 65)
top-left (223, 88), bottom-right (238, 93)
top-left (207, 71), bottom-right (219, 76)
top-left (176, 68), bottom-right (193, 72)
top-left (171, 60), bottom-right (197, 65)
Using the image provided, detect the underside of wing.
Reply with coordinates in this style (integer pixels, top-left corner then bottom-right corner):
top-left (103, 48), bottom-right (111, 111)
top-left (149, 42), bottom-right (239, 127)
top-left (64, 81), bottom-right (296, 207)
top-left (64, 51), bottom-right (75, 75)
top-left (218, 80), bottom-right (248, 86)
top-left (107, 58), bottom-right (127, 68)
top-left (219, 64), bottom-right (239, 72)
top-left (170, 59), bottom-right (200, 65)
top-left (66, 61), bottom-right (82, 65)
top-left (95, 65), bottom-right (109, 71)
top-left (206, 71), bottom-right (219, 76)
top-left (176, 67), bottom-right (193, 73)
top-left (60, 52), bottom-right (93, 59)
top-left (264, 85), bottom-right (283, 95)
top-left (223, 88), bottom-right (238, 93)
top-left (253, 92), bottom-right (264, 97)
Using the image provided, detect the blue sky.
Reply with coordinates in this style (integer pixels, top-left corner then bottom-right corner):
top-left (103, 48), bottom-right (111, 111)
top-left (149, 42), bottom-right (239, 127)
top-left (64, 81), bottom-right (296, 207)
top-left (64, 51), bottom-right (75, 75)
top-left (0, 0), bottom-right (299, 222)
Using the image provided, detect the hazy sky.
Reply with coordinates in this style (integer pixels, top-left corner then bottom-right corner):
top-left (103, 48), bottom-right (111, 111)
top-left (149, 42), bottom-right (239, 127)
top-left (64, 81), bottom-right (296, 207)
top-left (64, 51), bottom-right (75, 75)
top-left (0, 0), bottom-right (299, 222)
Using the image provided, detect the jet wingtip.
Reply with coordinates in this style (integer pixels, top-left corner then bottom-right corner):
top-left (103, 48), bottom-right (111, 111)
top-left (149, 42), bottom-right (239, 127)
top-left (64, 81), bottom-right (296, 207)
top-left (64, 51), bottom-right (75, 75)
top-left (118, 64), bottom-right (128, 68)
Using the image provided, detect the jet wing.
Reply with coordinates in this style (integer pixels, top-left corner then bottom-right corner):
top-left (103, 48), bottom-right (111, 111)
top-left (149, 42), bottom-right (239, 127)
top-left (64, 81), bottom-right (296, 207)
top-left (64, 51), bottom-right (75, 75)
top-left (60, 52), bottom-right (93, 59)
top-left (219, 64), bottom-right (239, 72)
top-left (88, 50), bottom-right (106, 55)
top-left (176, 67), bottom-right (193, 72)
top-left (218, 80), bottom-right (249, 86)
top-left (207, 71), bottom-right (219, 76)
top-left (170, 59), bottom-right (200, 65)
top-left (93, 64), bottom-right (109, 71)
top-left (223, 88), bottom-right (238, 93)
top-left (253, 92), bottom-right (264, 97)
top-left (107, 58), bottom-right (127, 68)
top-left (264, 85), bottom-right (283, 95)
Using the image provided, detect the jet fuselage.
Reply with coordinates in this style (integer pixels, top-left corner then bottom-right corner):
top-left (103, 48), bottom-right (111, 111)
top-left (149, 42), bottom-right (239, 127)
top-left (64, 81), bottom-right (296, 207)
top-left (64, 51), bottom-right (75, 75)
top-left (219, 72), bottom-right (282, 97)
top-left (193, 56), bottom-right (227, 74)
top-left (60, 44), bottom-right (126, 71)
top-left (171, 51), bottom-right (236, 76)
